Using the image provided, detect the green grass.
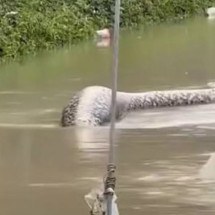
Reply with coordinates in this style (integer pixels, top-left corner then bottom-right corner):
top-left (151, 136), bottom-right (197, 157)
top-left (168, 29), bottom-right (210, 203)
top-left (0, 0), bottom-right (215, 61)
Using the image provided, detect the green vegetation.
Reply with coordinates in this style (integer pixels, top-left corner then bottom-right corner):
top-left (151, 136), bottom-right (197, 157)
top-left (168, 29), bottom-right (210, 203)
top-left (0, 0), bottom-right (214, 61)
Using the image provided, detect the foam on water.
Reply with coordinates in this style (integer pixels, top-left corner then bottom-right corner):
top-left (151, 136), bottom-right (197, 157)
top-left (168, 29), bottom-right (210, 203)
top-left (0, 123), bottom-right (57, 129)
top-left (199, 153), bottom-right (215, 180)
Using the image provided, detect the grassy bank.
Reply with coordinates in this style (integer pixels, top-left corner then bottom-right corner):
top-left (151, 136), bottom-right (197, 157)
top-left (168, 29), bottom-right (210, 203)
top-left (0, 0), bottom-right (214, 61)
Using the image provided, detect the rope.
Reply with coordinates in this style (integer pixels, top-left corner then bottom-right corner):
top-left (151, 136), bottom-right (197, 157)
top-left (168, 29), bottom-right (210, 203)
top-left (105, 0), bottom-right (121, 214)
top-left (104, 164), bottom-right (116, 191)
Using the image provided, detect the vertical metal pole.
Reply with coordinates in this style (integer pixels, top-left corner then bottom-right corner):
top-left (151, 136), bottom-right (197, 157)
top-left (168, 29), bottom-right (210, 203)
top-left (106, 0), bottom-right (121, 214)
top-left (109, 0), bottom-right (121, 168)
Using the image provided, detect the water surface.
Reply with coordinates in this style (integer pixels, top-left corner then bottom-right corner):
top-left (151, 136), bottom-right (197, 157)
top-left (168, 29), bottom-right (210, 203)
top-left (1, 17), bottom-right (215, 215)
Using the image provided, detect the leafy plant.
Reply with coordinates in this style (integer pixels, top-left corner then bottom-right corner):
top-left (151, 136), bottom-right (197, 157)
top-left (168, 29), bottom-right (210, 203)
top-left (0, 0), bottom-right (215, 62)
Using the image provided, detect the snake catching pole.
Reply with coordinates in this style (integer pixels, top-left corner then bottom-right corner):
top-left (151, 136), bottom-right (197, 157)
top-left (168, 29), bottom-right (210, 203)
top-left (84, 0), bottom-right (121, 214)
top-left (105, 0), bottom-right (121, 214)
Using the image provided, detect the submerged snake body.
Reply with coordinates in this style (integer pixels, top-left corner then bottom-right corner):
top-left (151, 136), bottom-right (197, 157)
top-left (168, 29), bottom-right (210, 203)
top-left (61, 86), bottom-right (215, 126)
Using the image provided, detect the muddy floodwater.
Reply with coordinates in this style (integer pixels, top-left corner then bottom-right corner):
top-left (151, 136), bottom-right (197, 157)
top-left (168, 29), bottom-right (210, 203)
top-left (1, 17), bottom-right (215, 215)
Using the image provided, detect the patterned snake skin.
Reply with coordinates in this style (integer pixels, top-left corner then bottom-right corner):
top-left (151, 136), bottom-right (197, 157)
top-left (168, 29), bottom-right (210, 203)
top-left (61, 86), bottom-right (215, 126)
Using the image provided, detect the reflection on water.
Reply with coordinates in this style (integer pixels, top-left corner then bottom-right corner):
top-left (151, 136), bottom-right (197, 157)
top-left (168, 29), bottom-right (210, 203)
top-left (1, 127), bottom-right (215, 215)
top-left (0, 17), bottom-right (215, 215)
top-left (118, 104), bottom-right (215, 129)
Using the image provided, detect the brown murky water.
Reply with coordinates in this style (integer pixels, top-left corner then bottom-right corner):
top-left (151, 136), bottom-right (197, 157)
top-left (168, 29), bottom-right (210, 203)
top-left (1, 17), bottom-right (215, 215)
